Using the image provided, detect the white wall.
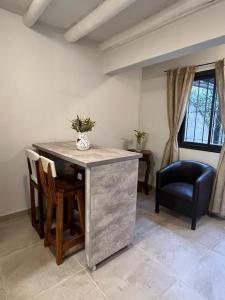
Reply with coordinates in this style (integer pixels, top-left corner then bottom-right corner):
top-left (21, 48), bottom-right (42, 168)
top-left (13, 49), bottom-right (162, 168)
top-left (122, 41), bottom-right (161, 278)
top-left (0, 9), bottom-right (142, 216)
top-left (139, 46), bottom-right (225, 185)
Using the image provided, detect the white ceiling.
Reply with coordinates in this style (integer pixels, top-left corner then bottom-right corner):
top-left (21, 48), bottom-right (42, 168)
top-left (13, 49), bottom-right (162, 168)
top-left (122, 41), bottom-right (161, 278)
top-left (40, 0), bottom-right (104, 30)
top-left (0, 0), bottom-right (32, 15)
top-left (88, 0), bottom-right (178, 42)
top-left (0, 0), bottom-right (179, 42)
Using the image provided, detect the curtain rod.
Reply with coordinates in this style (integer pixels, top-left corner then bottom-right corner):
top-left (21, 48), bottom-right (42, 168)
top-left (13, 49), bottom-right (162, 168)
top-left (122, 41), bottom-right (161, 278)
top-left (164, 61), bottom-right (217, 72)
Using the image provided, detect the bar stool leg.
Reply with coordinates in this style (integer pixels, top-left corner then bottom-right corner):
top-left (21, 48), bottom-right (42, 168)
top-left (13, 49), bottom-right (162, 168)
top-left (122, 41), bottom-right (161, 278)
top-left (76, 189), bottom-right (85, 235)
top-left (30, 181), bottom-right (36, 227)
top-left (67, 196), bottom-right (75, 235)
top-left (56, 193), bottom-right (64, 265)
top-left (44, 196), bottom-right (54, 247)
top-left (38, 189), bottom-right (44, 239)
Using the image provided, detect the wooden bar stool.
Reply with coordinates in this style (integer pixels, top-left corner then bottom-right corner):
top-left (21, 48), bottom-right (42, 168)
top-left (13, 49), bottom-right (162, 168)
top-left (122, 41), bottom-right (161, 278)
top-left (25, 149), bottom-right (44, 239)
top-left (38, 156), bottom-right (85, 265)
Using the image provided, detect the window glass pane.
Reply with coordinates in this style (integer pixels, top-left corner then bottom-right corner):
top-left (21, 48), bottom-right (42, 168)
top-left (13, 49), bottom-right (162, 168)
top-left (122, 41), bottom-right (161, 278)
top-left (180, 70), bottom-right (225, 151)
top-left (210, 93), bottom-right (224, 145)
top-left (184, 78), bottom-right (213, 144)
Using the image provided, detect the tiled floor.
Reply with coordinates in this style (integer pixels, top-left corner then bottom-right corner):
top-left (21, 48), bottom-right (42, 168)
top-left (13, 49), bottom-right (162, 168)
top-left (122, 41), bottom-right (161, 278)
top-left (1, 191), bottom-right (225, 300)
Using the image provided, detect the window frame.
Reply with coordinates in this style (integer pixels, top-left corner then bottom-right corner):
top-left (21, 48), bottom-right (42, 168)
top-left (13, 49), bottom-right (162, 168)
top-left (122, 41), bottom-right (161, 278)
top-left (178, 69), bottom-right (222, 153)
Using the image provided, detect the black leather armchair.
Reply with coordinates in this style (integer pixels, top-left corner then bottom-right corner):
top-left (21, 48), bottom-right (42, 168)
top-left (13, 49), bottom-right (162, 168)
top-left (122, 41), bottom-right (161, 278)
top-left (156, 160), bottom-right (215, 230)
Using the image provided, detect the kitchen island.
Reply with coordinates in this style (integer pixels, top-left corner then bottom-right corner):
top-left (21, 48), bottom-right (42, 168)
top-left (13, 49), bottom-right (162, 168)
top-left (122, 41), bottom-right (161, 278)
top-left (33, 141), bottom-right (142, 270)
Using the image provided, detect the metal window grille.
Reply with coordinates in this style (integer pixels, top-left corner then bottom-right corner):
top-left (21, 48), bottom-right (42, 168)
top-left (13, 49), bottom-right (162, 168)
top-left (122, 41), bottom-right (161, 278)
top-left (179, 70), bottom-right (224, 152)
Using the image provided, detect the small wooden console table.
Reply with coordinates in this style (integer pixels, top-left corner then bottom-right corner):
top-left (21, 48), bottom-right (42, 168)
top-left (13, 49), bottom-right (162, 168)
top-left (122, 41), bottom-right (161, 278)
top-left (128, 149), bottom-right (152, 195)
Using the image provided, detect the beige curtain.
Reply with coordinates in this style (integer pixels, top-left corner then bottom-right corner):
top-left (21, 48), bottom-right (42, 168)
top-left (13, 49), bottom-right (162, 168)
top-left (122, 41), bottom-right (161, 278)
top-left (161, 66), bottom-right (195, 168)
top-left (210, 59), bottom-right (225, 216)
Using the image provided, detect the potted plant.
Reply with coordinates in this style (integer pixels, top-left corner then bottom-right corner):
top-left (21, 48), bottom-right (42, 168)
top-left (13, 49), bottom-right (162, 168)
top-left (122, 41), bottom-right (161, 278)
top-left (134, 130), bottom-right (147, 151)
top-left (71, 115), bottom-right (96, 150)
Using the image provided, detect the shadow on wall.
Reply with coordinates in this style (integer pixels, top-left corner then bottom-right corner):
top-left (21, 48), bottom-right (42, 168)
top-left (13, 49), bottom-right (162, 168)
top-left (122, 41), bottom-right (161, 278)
top-left (23, 21), bottom-right (106, 101)
top-left (0, 150), bottom-right (31, 216)
top-left (122, 138), bottom-right (133, 150)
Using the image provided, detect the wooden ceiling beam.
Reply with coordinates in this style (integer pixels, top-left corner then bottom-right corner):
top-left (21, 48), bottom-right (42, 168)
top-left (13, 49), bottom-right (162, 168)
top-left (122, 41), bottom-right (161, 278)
top-left (23, 0), bottom-right (53, 27)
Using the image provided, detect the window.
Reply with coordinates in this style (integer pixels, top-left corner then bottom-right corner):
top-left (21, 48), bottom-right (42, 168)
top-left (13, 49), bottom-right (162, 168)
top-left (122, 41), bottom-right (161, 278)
top-left (178, 69), bottom-right (224, 153)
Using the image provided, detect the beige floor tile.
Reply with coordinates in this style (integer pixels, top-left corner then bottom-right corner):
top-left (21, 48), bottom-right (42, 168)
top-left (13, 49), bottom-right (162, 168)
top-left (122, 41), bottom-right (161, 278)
top-left (183, 252), bottom-right (225, 300)
top-left (0, 214), bottom-right (40, 258)
top-left (0, 243), bottom-right (83, 300)
top-left (134, 209), bottom-right (160, 244)
top-left (91, 246), bottom-right (175, 300)
top-left (165, 216), bottom-right (225, 249)
top-left (137, 225), bottom-right (208, 278)
top-left (212, 239), bottom-right (225, 257)
top-left (136, 192), bottom-right (155, 211)
top-left (33, 270), bottom-right (106, 300)
top-left (159, 281), bottom-right (206, 300)
top-left (0, 288), bottom-right (7, 300)
top-left (73, 249), bottom-right (87, 269)
top-left (1, 192), bottom-right (225, 300)
top-left (137, 194), bottom-right (182, 227)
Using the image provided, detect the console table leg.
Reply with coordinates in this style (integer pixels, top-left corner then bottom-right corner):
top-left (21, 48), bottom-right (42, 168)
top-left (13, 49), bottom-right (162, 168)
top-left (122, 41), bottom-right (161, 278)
top-left (144, 159), bottom-right (151, 195)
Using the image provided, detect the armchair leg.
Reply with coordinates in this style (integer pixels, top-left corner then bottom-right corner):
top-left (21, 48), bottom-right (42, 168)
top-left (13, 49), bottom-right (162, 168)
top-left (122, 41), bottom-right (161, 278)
top-left (191, 217), bottom-right (196, 230)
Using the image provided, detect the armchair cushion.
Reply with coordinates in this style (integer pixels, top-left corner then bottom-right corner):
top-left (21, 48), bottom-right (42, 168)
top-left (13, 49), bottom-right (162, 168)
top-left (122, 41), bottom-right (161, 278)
top-left (161, 182), bottom-right (193, 202)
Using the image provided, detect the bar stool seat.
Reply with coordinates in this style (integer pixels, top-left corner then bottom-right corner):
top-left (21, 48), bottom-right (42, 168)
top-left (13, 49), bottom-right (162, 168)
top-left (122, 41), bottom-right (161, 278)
top-left (38, 155), bottom-right (85, 265)
top-left (55, 178), bottom-right (84, 192)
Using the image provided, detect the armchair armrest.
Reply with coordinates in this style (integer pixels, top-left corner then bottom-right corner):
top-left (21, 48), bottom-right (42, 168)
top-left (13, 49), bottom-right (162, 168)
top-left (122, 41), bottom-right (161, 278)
top-left (193, 167), bottom-right (215, 215)
top-left (156, 161), bottom-right (182, 189)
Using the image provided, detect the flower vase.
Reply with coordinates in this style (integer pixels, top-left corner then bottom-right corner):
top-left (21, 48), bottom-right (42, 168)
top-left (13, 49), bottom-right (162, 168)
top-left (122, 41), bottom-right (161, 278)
top-left (76, 132), bottom-right (90, 151)
top-left (136, 141), bottom-right (142, 152)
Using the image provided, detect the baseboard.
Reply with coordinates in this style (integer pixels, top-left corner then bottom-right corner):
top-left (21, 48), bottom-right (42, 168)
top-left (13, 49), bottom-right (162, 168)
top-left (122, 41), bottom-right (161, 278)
top-left (0, 209), bottom-right (30, 223)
